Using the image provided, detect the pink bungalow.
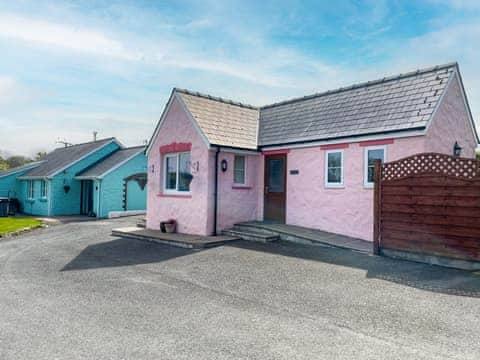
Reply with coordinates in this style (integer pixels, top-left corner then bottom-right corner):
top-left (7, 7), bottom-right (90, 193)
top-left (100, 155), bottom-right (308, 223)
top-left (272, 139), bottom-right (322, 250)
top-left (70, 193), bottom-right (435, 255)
top-left (145, 62), bottom-right (478, 241)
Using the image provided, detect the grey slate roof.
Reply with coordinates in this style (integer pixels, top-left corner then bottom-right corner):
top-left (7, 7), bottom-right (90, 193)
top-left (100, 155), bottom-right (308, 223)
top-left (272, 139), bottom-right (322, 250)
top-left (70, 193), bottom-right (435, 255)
top-left (19, 138), bottom-right (119, 178)
top-left (156, 62), bottom-right (471, 150)
top-left (258, 63), bottom-right (456, 146)
top-left (176, 89), bottom-right (259, 150)
top-left (0, 161), bottom-right (44, 178)
top-left (75, 146), bottom-right (145, 179)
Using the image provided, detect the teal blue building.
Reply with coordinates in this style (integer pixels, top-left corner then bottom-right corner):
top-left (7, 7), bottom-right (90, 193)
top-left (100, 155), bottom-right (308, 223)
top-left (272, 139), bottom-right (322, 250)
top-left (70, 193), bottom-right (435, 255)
top-left (0, 138), bottom-right (147, 218)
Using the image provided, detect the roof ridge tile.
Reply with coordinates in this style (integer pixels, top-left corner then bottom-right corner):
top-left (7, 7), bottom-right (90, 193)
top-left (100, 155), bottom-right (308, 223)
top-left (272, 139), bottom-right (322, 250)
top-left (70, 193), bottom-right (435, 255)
top-left (174, 88), bottom-right (259, 110)
top-left (261, 62), bottom-right (457, 110)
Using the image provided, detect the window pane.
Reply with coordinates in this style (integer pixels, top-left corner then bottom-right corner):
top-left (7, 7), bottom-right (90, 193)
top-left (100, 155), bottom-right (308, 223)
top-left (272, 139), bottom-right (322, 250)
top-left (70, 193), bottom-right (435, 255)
top-left (328, 152), bottom-right (341, 168)
top-left (178, 153), bottom-right (191, 191)
top-left (165, 156), bottom-right (177, 190)
top-left (268, 159), bottom-right (285, 192)
top-left (328, 168), bottom-right (341, 183)
top-left (368, 166), bottom-right (375, 183)
top-left (234, 155), bottom-right (245, 184)
top-left (327, 152), bottom-right (342, 184)
top-left (367, 149), bottom-right (384, 183)
top-left (367, 149), bottom-right (384, 166)
top-left (29, 181), bottom-right (34, 198)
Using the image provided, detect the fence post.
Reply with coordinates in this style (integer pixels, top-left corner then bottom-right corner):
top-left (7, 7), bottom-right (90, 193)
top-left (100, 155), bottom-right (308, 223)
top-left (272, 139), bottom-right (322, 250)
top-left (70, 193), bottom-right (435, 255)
top-left (373, 159), bottom-right (382, 255)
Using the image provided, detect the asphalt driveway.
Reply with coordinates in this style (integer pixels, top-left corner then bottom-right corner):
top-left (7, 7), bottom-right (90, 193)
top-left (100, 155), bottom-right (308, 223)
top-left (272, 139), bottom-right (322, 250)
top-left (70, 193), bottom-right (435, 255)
top-left (0, 217), bottom-right (479, 359)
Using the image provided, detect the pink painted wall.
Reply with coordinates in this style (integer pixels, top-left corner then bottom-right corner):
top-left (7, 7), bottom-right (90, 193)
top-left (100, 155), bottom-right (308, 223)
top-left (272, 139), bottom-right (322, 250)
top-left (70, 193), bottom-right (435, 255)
top-left (424, 74), bottom-right (477, 158)
top-left (147, 75), bottom-right (478, 239)
top-left (285, 137), bottom-right (425, 241)
top-left (215, 152), bottom-right (262, 231)
top-left (146, 96), bottom-right (212, 235)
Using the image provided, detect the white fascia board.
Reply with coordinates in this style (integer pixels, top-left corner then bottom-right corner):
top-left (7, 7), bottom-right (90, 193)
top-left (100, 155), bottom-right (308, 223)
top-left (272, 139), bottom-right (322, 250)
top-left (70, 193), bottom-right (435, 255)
top-left (0, 162), bottom-right (44, 179)
top-left (74, 176), bottom-right (97, 180)
top-left (145, 90), bottom-right (211, 156)
top-left (260, 129), bottom-right (426, 152)
top-left (174, 92), bottom-right (211, 149)
top-left (452, 66), bottom-right (480, 144)
top-left (424, 69), bottom-right (456, 135)
top-left (217, 147), bottom-right (261, 155)
top-left (48, 139), bottom-right (118, 179)
top-left (17, 175), bottom-right (49, 180)
top-left (146, 90), bottom-right (176, 156)
top-left (97, 150), bottom-right (144, 179)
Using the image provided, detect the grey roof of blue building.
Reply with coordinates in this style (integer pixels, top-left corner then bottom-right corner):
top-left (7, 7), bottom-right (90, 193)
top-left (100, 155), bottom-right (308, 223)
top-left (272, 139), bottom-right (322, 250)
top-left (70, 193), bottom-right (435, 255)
top-left (75, 146), bottom-right (145, 179)
top-left (0, 161), bottom-right (44, 178)
top-left (258, 63), bottom-right (457, 146)
top-left (19, 138), bottom-right (120, 178)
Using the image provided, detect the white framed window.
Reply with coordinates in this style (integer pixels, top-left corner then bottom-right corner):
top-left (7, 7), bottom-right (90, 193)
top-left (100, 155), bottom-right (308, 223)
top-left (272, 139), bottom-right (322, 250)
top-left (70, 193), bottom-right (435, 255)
top-left (27, 180), bottom-right (35, 199)
top-left (325, 150), bottom-right (344, 188)
top-left (40, 180), bottom-right (47, 198)
top-left (233, 155), bottom-right (246, 185)
top-left (364, 146), bottom-right (386, 188)
top-left (163, 152), bottom-right (191, 194)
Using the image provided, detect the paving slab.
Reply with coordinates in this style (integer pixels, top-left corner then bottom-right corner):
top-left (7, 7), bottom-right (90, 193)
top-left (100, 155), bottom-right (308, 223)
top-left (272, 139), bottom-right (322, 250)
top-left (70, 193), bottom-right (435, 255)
top-left (112, 226), bottom-right (240, 249)
top-left (236, 221), bottom-right (372, 253)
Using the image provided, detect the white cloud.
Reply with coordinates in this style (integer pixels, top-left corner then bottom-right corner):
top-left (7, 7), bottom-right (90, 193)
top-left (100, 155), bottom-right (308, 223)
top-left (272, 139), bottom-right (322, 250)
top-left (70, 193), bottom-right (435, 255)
top-left (0, 12), bottom-right (343, 90)
top-left (426, 0), bottom-right (480, 9)
top-left (0, 13), bottom-right (142, 61)
top-left (0, 75), bottom-right (40, 107)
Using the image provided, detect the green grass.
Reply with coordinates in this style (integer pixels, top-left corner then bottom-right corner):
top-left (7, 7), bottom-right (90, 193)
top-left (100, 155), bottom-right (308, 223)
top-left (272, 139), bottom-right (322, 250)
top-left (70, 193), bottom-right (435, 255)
top-left (0, 217), bottom-right (43, 236)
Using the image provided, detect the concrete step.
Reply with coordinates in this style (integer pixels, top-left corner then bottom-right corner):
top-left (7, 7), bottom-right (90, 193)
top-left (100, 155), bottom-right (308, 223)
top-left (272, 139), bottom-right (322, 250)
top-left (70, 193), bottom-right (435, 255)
top-left (136, 218), bottom-right (146, 228)
top-left (113, 227), bottom-right (240, 249)
top-left (222, 228), bottom-right (279, 243)
top-left (232, 223), bottom-right (278, 236)
top-left (234, 222), bottom-right (372, 253)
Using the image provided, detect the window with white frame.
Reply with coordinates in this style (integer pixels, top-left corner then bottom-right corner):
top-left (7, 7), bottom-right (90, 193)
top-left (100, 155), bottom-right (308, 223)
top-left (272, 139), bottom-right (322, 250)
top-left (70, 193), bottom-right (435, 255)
top-left (163, 152), bottom-right (191, 193)
top-left (364, 146), bottom-right (386, 187)
top-left (233, 155), bottom-right (246, 185)
top-left (325, 150), bottom-right (344, 187)
top-left (40, 180), bottom-right (47, 198)
top-left (27, 180), bottom-right (34, 198)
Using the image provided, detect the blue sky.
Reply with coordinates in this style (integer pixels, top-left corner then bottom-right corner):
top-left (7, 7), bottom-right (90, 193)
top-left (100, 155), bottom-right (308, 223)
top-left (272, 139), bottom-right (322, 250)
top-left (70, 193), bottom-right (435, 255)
top-left (1, 0), bottom-right (480, 156)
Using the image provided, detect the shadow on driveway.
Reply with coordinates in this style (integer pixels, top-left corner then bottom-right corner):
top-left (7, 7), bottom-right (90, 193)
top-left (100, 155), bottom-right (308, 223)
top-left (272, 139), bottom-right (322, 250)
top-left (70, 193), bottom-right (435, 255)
top-left (228, 241), bottom-right (480, 298)
top-left (61, 237), bottom-right (195, 271)
top-left (62, 235), bottom-right (480, 298)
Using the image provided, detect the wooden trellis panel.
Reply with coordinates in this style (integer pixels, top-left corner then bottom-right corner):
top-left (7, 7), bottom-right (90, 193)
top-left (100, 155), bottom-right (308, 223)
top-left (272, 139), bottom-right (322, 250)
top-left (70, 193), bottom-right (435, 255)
top-left (374, 153), bottom-right (480, 263)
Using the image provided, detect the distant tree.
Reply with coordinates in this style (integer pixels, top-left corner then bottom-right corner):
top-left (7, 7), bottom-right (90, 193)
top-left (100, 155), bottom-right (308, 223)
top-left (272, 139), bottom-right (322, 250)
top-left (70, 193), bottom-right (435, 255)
top-left (35, 151), bottom-right (47, 161)
top-left (0, 157), bottom-right (8, 171)
top-left (6, 156), bottom-right (32, 169)
top-left (477, 150), bottom-right (480, 160)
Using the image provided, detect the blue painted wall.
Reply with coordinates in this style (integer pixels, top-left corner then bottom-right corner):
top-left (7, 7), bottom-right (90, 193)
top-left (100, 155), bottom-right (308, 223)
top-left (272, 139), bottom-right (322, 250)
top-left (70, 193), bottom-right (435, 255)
top-left (126, 179), bottom-right (146, 211)
top-left (49, 141), bottom-right (120, 216)
top-left (20, 179), bottom-right (50, 216)
top-left (96, 152), bottom-right (147, 218)
top-left (0, 142), bottom-right (146, 218)
top-left (0, 171), bottom-right (25, 198)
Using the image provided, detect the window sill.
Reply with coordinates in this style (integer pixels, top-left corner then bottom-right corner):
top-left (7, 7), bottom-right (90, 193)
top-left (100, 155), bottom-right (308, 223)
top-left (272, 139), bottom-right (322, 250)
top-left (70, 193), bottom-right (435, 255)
top-left (26, 198), bottom-right (35, 203)
top-left (232, 185), bottom-right (252, 190)
top-left (39, 197), bottom-right (48, 202)
top-left (325, 185), bottom-right (345, 189)
top-left (364, 185), bottom-right (374, 189)
top-left (157, 193), bottom-right (192, 198)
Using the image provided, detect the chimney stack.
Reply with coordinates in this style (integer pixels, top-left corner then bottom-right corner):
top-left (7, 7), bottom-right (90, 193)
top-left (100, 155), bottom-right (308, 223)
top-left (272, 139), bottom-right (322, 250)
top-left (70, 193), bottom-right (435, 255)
top-left (93, 131), bottom-right (98, 142)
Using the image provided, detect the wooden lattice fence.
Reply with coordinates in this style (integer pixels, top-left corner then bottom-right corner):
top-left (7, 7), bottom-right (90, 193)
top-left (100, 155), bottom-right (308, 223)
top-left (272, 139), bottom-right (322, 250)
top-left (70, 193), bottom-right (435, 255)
top-left (373, 153), bottom-right (480, 266)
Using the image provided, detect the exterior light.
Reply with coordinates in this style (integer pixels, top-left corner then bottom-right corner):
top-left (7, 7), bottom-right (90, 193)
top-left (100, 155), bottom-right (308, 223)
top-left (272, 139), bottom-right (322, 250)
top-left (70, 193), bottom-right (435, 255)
top-left (221, 159), bottom-right (228, 172)
top-left (453, 142), bottom-right (462, 157)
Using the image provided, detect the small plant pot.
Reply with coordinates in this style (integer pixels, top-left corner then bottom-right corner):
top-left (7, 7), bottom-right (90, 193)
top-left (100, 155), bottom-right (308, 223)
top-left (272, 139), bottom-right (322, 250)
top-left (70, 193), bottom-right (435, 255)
top-left (164, 222), bottom-right (176, 233)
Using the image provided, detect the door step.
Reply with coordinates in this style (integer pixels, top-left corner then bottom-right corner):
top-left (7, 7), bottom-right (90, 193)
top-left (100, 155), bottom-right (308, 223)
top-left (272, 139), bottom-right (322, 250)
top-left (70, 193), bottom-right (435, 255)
top-left (136, 218), bottom-right (146, 228)
top-left (221, 228), bottom-right (279, 243)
